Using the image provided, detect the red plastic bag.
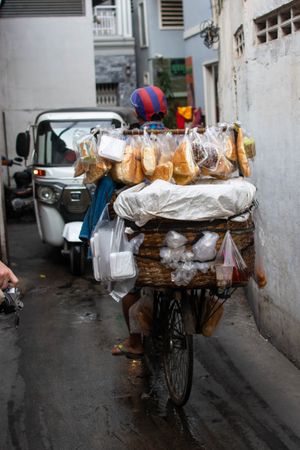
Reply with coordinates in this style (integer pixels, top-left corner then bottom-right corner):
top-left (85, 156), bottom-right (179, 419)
top-left (216, 231), bottom-right (248, 284)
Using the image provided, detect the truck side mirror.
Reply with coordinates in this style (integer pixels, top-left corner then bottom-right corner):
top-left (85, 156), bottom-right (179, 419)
top-left (16, 131), bottom-right (30, 159)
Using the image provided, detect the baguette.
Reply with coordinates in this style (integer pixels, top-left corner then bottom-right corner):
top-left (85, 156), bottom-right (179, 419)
top-left (237, 127), bottom-right (251, 177)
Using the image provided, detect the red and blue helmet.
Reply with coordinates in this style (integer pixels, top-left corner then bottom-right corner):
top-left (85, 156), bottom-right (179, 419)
top-left (130, 85), bottom-right (168, 121)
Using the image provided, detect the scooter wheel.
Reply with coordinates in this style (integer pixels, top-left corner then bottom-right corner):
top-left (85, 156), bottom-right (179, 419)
top-left (70, 244), bottom-right (85, 276)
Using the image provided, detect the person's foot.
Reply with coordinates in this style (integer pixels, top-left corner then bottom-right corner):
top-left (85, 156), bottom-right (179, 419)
top-left (111, 338), bottom-right (144, 358)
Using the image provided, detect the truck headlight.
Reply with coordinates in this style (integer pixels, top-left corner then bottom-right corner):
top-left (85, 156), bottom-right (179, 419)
top-left (37, 185), bottom-right (61, 205)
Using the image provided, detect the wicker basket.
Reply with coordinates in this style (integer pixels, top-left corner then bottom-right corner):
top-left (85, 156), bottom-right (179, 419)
top-left (126, 216), bottom-right (255, 288)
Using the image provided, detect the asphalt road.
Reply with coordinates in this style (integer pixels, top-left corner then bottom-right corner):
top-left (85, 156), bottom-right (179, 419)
top-left (1, 220), bottom-right (300, 450)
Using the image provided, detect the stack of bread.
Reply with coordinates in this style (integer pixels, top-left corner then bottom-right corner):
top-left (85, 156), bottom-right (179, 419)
top-left (73, 124), bottom-right (253, 185)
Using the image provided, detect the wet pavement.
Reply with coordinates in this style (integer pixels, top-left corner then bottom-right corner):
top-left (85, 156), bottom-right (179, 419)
top-left (1, 220), bottom-right (300, 450)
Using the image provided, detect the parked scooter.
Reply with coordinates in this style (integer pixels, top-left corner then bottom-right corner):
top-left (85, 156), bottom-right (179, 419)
top-left (1, 156), bottom-right (34, 219)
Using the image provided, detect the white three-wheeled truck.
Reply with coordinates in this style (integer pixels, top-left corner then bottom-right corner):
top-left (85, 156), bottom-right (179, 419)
top-left (16, 107), bottom-right (136, 275)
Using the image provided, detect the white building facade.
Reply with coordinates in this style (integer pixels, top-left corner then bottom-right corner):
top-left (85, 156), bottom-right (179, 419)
top-left (212, 0), bottom-right (300, 365)
top-left (0, 0), bottom-right (97, 166)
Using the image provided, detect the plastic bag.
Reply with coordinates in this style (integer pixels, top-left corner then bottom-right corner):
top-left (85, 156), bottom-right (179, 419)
top-left (253, 208), bottom-right (267, 288)
top-left (189, 127), bottom-right (208, 167)
top-left (109, 216), bottom-right (136, 280)
top-left (109, 276), bottom-right (137, 302)
top-left (91, 205), bottom-right (114, 281)
top-left (160, 246), bottom-right (187, 266)
top-left (192, 231), bottom-right (219, 262)
top-left (171, 261), bottom-right (197, 286)
top-left (91, 207), bottom-right (136, 283)
top-left (141, 129), bottom-right (158, 176)
top-left (75, 133), bottom-right (97, 163)
top-left (97, 130), bottom-right (126, 162)
top-left (243, 131), bottom-right (256, 160)
top-left (215, 231), bottom-right (248, 284)
top-left (173, 130), bottom-right (197, 177)
top-left (110, 136), bottom-right (144, 185)
top-left (129, 233), bottom-right (145, 254)
top-left (201, 297), bottom-right (224, 337)
top-left (164, 230), bottom-right (188, 249)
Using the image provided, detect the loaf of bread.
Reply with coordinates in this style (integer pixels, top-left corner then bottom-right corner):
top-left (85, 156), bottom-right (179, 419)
top-left (256, 269), bottom-right (267, 288)
top-left (202, 155), bottom-right (235, 180)
top-left (74, 159), bottom-right (86, 177)
top-left (141, 144), bottom-right (157, 176)
top-left (225, 135), bottom-right (237, 161)
top-left (147, 161), bottom-right (173, 182)
top-left (173, 139), bottom-right (195, 176)
top-left (83, 158), bottom-right (111, 184)
top-left (173, 164), bottom-right (199, 185)
top-left (111, 144), bottom-right (144, 185)
top-left (237, 127), bottom-right (251, 177)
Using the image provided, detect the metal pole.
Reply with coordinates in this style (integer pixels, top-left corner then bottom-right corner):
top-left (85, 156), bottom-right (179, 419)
top-left (0, 169), bottom-right (9, 264)
top-left (2, 111), bottom-right (10, 187)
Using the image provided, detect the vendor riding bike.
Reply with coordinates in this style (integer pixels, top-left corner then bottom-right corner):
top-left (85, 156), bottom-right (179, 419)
top-left (111, 85), bottom-right (168, 359)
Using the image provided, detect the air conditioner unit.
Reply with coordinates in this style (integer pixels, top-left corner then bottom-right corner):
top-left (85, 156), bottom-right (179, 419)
top-left (143, 71), bottom-right (150, 85)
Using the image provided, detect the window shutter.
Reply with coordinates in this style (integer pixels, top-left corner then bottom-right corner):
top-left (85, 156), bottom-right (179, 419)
top-left (0, 0), bottom-right (85, 18)
top-left (160, 0), bottom-right (183, 29)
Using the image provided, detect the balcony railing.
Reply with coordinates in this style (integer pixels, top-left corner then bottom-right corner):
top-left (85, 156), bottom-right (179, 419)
top-left (94, 5), bottom-right (119, 37)
top-left (93, 4), bottom-right (133, 38)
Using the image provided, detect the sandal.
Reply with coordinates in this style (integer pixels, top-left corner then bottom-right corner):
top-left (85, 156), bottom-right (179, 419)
top-left (111, 343), bottom-right (144, 360)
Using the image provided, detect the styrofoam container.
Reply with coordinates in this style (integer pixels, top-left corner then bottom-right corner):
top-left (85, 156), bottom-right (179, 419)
top-left (98, 135), bottom-right (126, 162)
top-left (110, 251), bottom-right (136, 280)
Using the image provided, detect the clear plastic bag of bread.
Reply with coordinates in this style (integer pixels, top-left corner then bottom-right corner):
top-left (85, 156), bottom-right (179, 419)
top-left (233, 123), bottom-right (251, 177)
top-left (243, 129), bottom-right (256, 160)
top-left (146, 133), bottom-right (174, 182)
top-left (140, 128), bottom-right (159, 176)
top-left (200, 125), bottom-right (235, 179)
top-left (253, 206), bottom-right (267, 288)
top-left (201, 296), bottom-right (224, 337)
top-left (110, 135), bottom-right (144, 185)
top-left (172, 129), bottom-right (199, 185)
top-left (189, 127), bottom-right (208, 167)
top-left (83, 158), bottom-right (112, 184)
top-left (74, 132), bottom-right (98, 164)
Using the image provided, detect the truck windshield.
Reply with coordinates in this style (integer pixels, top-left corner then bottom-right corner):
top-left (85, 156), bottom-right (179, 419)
top-left (34, 119), bottom-right (121, 166)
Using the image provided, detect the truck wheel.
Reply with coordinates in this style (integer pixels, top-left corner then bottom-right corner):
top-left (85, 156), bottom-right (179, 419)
top-left (70, 244), bottom-right (85, 276)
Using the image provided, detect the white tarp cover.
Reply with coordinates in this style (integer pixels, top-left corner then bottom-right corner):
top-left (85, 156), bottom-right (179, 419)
top-left (113, 178), bottom-right (256, 226)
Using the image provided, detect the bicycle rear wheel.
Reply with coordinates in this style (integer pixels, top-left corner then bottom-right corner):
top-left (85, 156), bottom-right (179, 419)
top-left (163, 297), bottom-right (193, 406)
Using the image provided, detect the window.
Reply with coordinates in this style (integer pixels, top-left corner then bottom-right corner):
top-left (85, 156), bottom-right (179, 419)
top-left (255, 0), bottom-right (300, 44)
top-left (0, 0), bottom-right (84, 18)
top-left (234, 25), bottom-right (245, 57)
top-left (96, 83), bottom-right (118, 106)
top-left (138, 1), bottom-right (148, 47)
top-left (218, 0), bottom-right (224, 15)
top-left (159, 0), bottom-right (184, 29)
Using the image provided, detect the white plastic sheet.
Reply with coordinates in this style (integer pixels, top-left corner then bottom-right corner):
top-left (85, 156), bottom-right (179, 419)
top-left (113, 178), bottom-right (256, 226)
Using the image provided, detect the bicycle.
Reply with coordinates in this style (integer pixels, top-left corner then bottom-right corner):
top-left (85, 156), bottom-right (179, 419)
top-left (142, 286), bottom-right (238, 406)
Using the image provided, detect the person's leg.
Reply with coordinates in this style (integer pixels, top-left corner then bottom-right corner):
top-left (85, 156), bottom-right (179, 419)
top-left (112, 291), bottom-right (143, 356)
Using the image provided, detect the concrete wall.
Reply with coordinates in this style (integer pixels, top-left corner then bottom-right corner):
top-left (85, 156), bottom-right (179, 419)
top-left (95, 54), bottom-right (136, 106)
top-left (183, 0), bottom-right (217, 110)
top-left (0, 0), bottom-right (96, 166)
top-left (215, 0), bottom-right (300, 365)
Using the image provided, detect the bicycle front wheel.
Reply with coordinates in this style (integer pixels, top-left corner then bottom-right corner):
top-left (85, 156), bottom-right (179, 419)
top-left (163, 297), bottom-right (193, 406)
